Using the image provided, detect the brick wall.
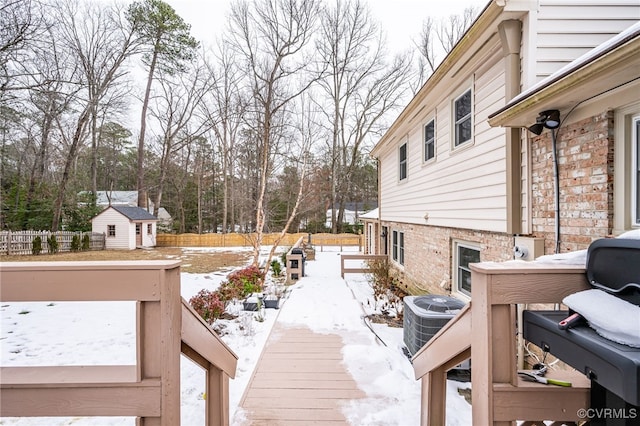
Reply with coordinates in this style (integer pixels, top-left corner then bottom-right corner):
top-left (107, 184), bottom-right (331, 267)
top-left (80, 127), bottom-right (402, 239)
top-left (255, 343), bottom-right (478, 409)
top-left (382, 221), bottom-right (513, 295)
top-left (530, 110), bottom-right (614, 253)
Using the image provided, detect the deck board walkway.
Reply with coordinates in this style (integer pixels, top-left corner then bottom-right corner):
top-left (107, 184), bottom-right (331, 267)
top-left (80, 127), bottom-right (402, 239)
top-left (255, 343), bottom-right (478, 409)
top-left (239, 325), bottom-right (365, 425)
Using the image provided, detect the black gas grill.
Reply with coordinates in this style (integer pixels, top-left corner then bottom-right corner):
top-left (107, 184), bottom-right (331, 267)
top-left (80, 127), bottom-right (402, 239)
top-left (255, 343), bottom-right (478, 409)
top-left (523, 239), bottom-right (640, 425)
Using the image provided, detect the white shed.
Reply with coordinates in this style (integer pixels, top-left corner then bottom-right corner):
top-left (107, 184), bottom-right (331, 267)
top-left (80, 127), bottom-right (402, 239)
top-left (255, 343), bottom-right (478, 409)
top-left (91, 206), bottom-right (158, 250)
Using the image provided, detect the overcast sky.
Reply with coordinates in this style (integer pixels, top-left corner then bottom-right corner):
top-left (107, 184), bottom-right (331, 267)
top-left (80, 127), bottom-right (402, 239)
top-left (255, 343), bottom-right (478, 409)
top-left (165, 0), bottom-right (490, 54)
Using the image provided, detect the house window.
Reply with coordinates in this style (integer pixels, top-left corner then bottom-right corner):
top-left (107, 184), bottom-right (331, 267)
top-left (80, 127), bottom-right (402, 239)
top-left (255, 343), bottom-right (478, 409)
top-left (392, 230), bottom-right (404, 265)
top-left (454, 89), bottom-right (472, 147)
top-left (424, 119), bottom-right (435, 162)
top-left (613, 104), bottom-right (640, 232)
top-left (107, 225), bottom-right (116, 237)
top-left (399, 143), bottom-right (407, 180)
top-left (453, 240), bottom-right (480, 298)
top-left (635, 116), bottom-right (640, 224)
top-left (136, 224), bottom-right (141, 235)
top-left (147, 223), bottom-right (153, 234)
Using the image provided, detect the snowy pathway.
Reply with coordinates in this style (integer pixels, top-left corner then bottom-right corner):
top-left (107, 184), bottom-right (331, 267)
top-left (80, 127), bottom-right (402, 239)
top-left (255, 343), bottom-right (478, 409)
top-left (234, 251), bottom-right (421, 425)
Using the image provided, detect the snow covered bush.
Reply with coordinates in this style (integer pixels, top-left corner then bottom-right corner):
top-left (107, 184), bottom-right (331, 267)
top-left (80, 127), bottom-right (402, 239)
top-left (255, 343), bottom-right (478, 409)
top-left (189, 289), bottom-right (225, 325)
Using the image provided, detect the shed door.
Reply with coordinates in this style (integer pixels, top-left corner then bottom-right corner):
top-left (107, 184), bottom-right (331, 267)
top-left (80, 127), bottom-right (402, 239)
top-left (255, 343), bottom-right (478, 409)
top-left (136, 223), bottom-right (142, 246)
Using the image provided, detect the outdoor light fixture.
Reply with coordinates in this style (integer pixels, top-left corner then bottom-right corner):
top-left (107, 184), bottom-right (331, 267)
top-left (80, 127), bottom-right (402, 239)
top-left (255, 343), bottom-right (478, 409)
top-left (527, 109), bottom-right (561, 135)
top-left (526, 108), bottom-right (562, 254)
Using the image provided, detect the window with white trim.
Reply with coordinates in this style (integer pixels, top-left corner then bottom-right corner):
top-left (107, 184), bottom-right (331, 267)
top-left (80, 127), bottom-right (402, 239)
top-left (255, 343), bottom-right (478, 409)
top-left (634, 116), bottom-right (640, 225)
top-left (147, 223), bottom-right (153, 234)
top-left (613, 104), bottom-right (640, 232)
top-left (107, 225), bottom-right (116, 237)
top-left (399, 143), bottom-right (407, 180)
top-left (453, 240), bottom-right (480, 298)
top-left (392, 230), bottom-right (404, 265)
top-left (424, 119), bottom-right (435, 162)
top-left (454, 89), bottom-right (472, 147)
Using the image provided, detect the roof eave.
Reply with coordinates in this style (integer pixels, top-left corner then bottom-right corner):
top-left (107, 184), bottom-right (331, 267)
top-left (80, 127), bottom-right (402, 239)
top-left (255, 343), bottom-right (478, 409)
top-left (489, 31), bottom-right (640, 128)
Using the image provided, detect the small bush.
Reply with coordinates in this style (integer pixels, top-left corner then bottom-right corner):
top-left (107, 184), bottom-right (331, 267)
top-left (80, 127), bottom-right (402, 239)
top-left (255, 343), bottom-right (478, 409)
top-left (270, 259), bottom-right (282, 277)
top-left (70, 235), bottom-right (81, 252)
top-left (227, 265), bottom-right (263, 298)
top-left (47, 235), bottom-right (58, 254)
top-left (189, 289), bottom-right (225, 325)
top-left (82, 233), bottom-right (90, 251)
top-left (32, 236), bottom-right (42, 255)
top-left (217, 280), bottom-right (243, 307)
top-left (365, 258), bottom-right (408, 318)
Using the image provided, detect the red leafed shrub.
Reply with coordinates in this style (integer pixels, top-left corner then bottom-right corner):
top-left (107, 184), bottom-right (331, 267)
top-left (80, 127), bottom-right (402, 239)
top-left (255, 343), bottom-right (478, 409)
top-left (217, 280), bottom-right (242, 307)
top-left (227, 265), bottom-right (263, 298)
top-left (189, 289), bottom-right (225, 325)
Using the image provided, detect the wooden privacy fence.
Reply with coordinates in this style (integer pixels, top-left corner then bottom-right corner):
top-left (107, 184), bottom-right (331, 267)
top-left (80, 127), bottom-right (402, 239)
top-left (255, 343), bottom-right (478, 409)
top-left (156, 232), bottom-right (363, 250)
top-left (0, 231), bottom-right (105, 255)
top-left (0, 260), bottom-right (238, 425)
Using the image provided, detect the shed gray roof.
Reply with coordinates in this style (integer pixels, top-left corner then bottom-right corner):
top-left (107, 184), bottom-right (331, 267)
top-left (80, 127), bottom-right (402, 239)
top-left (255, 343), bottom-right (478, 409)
top-left (112, 205), bottom-right (158, 221)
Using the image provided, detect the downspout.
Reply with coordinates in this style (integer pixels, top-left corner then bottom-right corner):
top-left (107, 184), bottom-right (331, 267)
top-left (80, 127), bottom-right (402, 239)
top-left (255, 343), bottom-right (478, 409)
top-left (498, 19), bottom-right (526, 369)
top-left (498, 20), bottom-right (523, 236)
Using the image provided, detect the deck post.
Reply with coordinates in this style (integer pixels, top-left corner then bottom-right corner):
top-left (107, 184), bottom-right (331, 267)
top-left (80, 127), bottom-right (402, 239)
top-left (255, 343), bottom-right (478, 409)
top-left (206, 366), bottom-right (229, 426)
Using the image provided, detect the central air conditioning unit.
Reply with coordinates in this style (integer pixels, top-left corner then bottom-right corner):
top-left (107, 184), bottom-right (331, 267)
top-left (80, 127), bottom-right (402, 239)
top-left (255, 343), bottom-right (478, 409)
top-left (403, 295), bottom-right (466, 357)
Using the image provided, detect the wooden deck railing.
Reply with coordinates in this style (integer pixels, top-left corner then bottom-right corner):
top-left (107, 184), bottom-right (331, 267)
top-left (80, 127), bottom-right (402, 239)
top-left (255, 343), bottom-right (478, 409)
top-left (340, 254), bottom-right (387, 278)
top-left (0, 260), bottom-right (237, 425)
top-left (412, 261), bottom-right (592, 425)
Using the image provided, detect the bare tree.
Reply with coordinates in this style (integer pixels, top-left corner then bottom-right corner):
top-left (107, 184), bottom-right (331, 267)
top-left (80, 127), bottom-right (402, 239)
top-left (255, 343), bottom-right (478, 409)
top-left (202, 42), bottom-right (247, 233)
top-left (413, 6), bottom-right (479, 90)
top-left (228, 0), bottom-right (320, 266)
top-left (0, 0), bottom-right (46, 93)
top-left (148, 57), bottom-right (213, 218)
top-left (49, 0), bottom-right (139, 230)
top-left (317, 0), bottom-right (411, 232)
top-left (262, 92), bottom-right (315, 269)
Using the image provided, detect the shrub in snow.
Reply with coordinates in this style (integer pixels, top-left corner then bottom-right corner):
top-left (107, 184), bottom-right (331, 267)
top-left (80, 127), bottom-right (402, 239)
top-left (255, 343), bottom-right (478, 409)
top-left (270, 259), bottom-right (282, 277)
top-left (365, 258), bottom-right (408, 318)
top-left (189, 289), bottom-right (225, 325)
top-left (227, 265), bottom-right (263, 297)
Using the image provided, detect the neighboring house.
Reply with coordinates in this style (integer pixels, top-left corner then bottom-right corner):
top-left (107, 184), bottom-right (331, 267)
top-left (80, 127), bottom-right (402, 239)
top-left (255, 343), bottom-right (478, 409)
top-left (91, 206), bottom-right (158, 250)
top-left (80, 190), bottom-right (173, 232)
top-left (369, 0), bottom-right (639, 298)
top-left (325, 201), bottom-right (378, 229)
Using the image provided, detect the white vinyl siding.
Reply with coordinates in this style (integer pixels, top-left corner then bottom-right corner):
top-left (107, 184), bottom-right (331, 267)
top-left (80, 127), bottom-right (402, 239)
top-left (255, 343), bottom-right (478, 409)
top-left (533, 1), bottom-right (640, 82)
top-left (378, 50), bottom-right (508, 233)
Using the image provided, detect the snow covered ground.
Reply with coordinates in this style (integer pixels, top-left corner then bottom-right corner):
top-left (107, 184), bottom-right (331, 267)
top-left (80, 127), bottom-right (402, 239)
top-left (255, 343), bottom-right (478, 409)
top-left (1, 246), bottom-right (471, 425)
